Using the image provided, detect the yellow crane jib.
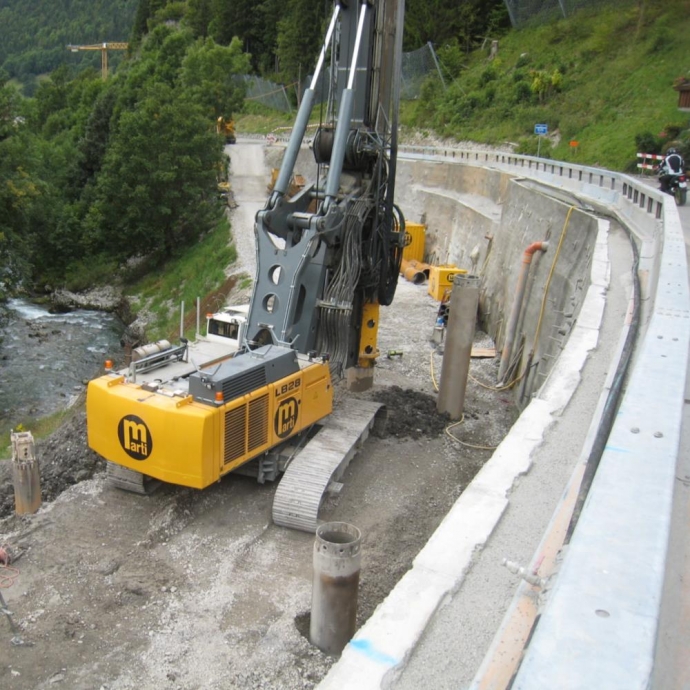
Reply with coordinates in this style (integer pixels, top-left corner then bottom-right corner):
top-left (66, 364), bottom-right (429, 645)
top-left (66, 42), bottom-right (129, 80)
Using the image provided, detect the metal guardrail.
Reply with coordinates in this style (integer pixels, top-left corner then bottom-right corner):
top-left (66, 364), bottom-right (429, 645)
top-left (253, 135), bottom-right (684, 686)
top-left (399, 144), bottom-right (666, 218)
top-left (395, 144), bottom-right (687, 689)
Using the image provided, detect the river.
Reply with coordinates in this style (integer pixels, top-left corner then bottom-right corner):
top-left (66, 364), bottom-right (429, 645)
top-left (0, 298), bottom-right (124, 426)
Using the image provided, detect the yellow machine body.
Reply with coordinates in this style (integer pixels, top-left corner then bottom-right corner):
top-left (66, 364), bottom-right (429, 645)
top-left (428, 265), bottom-right (467, 301)
top-left (87, 361), bottom-right (333, 489)
top-left (216, 116), bottom-right (236, 144)
top-left (357, 302), bottom-right (380, 367)
top-left (402, 222), bottom-right (426, 263)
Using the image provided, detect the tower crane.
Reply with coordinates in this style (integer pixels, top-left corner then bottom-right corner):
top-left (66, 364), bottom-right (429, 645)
top-left (66, 42), bottom-right (129, 80)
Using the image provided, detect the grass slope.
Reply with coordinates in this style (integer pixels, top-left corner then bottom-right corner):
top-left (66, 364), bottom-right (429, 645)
top-left (403, 0), bottom-right (690, 170)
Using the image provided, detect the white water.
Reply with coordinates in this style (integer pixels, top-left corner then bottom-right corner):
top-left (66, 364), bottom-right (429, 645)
top-left (0, 299), bottom-right (124, 424)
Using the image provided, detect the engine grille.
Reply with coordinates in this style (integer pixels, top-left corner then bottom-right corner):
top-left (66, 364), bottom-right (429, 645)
top-left (224, 394), bottom-right (269, 465)
top-left (222, 368), bottom-right (267, 403)
top-left (248, 395), bottom-right (269, 452)
top-left (224, 406), bottom-right (246, 464)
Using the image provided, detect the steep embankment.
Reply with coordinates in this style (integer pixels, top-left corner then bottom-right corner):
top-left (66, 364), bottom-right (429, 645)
top-left (402, 0), bottom-right (690, 170)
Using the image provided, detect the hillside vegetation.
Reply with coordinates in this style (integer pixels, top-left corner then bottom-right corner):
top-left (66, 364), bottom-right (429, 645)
top-left (1, 0), bottom-right (689, 329)
top-left (402, 0), bottom-right (690, 170)
top-left (0, 0), bottom-right (137, 92)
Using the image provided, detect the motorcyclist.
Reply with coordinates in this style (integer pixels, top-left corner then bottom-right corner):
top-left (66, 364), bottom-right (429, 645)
top-left (658, 147), bottom-right (686, 192)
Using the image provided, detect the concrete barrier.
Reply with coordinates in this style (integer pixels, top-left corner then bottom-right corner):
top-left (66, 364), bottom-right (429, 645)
top-left (317, 146), bottom-right (686, 689)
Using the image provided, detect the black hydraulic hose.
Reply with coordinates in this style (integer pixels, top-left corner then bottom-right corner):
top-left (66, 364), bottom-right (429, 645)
top-left (564, 219), bottom-right (642, 544)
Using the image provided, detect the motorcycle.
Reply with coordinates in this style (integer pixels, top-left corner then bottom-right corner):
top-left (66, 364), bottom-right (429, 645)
top-left (659, 171), bottom-right (688, 206)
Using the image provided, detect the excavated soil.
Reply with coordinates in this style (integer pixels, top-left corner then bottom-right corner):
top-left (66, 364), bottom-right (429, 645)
top-left (0, 142), bottom-right (517, 690)
top-left (0, 288), bottom-right (515, 690)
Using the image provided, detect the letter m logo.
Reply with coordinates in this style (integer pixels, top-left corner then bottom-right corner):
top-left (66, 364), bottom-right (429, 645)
top-left (117, 415), bottom-right (153, 460)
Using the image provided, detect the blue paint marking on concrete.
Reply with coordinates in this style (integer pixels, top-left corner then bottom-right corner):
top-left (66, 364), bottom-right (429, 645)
top-left (604, 445), bottom-right (631, 453)
top-left (350, 639), bottom-right (399, 666)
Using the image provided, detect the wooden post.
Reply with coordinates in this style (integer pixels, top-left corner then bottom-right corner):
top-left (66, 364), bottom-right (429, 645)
top-left (11, 431), bottom-right (42, 515)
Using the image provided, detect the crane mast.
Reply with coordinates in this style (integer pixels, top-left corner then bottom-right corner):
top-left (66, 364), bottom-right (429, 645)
top-left (246, 0), bottom-right (405, 389)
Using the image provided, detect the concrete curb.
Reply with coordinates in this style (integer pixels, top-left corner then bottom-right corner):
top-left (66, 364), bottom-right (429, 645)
top-left (317, 216), bottom-right (611, 689)
top-left (511, 199), bottom-right (689, 689)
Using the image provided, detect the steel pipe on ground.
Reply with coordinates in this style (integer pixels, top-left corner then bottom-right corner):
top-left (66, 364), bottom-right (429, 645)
top-left (400, 259), bottom-right (431, 284)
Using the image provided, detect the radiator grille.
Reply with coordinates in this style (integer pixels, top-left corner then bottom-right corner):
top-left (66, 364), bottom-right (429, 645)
top-left (248, 395), bottom-right (269, 452)
top-left (224, 405), bottom-right (247, 464)
top-left (222, 368), bottom-right (267, 403)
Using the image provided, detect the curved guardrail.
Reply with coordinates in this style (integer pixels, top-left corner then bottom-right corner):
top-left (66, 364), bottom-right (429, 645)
top-left (399, 145), bottom-right (689, 689)
top-left (311, 141), bottom-right (687, 689)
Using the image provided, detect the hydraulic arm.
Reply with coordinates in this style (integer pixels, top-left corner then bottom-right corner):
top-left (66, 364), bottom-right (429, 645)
top-left (246, 0), bottom-right (406, 386)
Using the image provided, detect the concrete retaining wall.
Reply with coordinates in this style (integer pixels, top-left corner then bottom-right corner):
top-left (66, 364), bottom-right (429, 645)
top-left (315, 144), bottom-right (686, 690)
top-left (397, 159), bottom-right (599, 403)
top-left (268, 139), bottom-right (602, 405)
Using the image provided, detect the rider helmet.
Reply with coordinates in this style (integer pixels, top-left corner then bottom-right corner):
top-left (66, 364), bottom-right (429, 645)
top-left (667, 147), bottom-right (679, 155)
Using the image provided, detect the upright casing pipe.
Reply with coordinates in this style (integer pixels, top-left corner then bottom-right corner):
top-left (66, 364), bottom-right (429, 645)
top-left (11, 431), bottom-right (41, 515)
top-left (437, 274), bottom-right (481, 420)
top-left (310, 522), bottom-right (361, 656)
top-left (498, 241), bottom-right (548, 383)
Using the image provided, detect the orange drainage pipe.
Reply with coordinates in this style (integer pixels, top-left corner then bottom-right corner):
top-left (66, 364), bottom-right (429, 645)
top-left (400, 258), bottom-right (430, 284)
top-left (498, 241), bottom-right (549, 383)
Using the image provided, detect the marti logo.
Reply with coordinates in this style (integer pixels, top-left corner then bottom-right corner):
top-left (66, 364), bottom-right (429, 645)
top-left (274, 397), bottom-right (299, 439)
top-left (118, 415), bottom-right (153, 460)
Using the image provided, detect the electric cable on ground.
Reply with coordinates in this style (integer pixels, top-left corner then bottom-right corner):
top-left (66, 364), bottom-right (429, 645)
top-left (430, 350), bottom-right (498, 451)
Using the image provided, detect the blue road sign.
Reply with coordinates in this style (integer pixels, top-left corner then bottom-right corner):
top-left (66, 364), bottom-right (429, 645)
top-left (535, 124), bottom-right (548, 135)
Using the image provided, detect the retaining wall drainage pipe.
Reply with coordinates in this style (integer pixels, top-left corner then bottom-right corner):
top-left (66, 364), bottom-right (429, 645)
top-left (498, 241), bottom-right (549, 383)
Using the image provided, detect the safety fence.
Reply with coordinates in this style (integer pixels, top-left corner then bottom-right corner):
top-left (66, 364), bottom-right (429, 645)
top-left (244, 43), bottom-right (444, 113)
top-left (637, 151), bottom-right (664, 172)
top-left (241, 74), bottom-right (293, 112)
top-left (503, 0), bottom-right (614, 28)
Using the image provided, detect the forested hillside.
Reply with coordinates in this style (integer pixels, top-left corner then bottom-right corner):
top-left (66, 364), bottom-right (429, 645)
top-left (1, 0), bottom-right (688, 308)
top-left (402, 0), bottom-right (690, 169)
top-left (0, 0), bottom-right (509, 302)
top-left (0, 0), bottom-right (509, 88)
top-left (0, 0), bottom-right (137, 91)
top-left (0, 23), bottom-right (249, 301)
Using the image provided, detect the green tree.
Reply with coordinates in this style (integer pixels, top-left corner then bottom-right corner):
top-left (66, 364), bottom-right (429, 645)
top-left (185, 0), bottom-right (214, 38)
top-left (275, 0), bottom-right (324, 83)
top-left (131, 0), bottom-right (152, 45)
top-left (404, 0), bottom-right (509, 51)
top-left (85, 82), bottom-right (223, 263)
top-left (0, 82), bottom-right (42, 292)
top-left (180, 36), bottom-right (250, 119)
top-left (75, 86), bottom-right (118, 188)
top-left (208, 0), bottom-right (236, 46)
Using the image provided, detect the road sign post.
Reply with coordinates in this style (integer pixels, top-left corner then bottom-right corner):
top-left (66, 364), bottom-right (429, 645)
top-left (534, 123), bottom-right (548, 158)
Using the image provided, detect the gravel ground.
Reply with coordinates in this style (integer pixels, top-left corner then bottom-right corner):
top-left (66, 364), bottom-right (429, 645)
top-left (0, 141), bottom-right (516, 690)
